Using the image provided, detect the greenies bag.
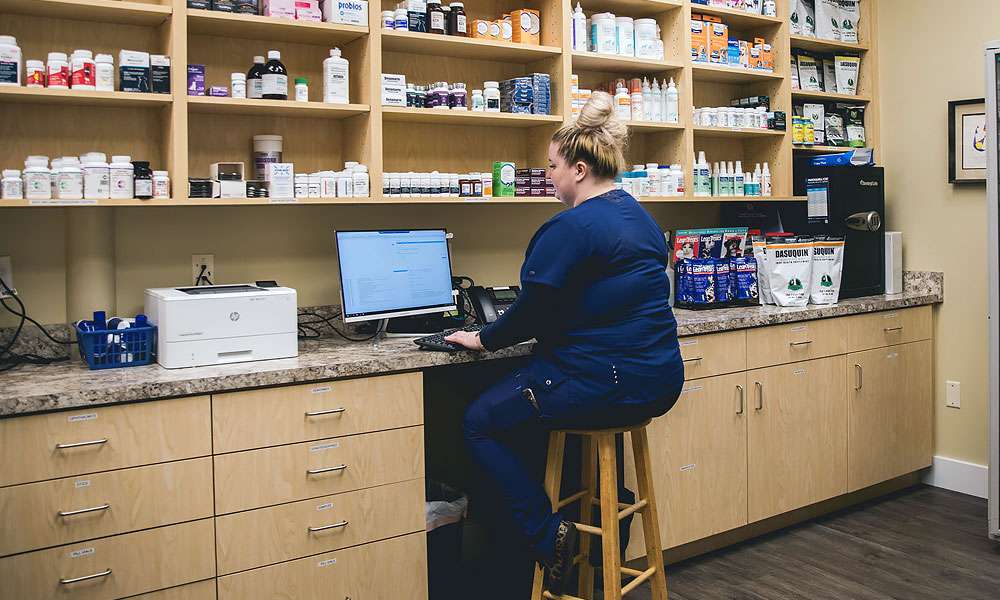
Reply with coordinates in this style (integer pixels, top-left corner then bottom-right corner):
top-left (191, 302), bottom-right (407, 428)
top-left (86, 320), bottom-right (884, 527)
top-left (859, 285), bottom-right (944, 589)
top-left (809, 236), bottom-right (845, 304)
top-left (768, 236), bottom-right (813, 307)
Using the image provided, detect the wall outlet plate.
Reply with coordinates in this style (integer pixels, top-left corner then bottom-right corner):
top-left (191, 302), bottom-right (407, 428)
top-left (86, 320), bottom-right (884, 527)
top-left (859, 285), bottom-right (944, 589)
top-left (946, 380), bottom-right (961, 409)
top-left (0, 256), bottom-right (13, 299)
top-left (191, 254), bottom-right (215, 286)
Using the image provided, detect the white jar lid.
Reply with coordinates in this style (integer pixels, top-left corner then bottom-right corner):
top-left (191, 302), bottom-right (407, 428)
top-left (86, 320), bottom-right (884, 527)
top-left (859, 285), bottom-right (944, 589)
top-left (0, 35), bottom-right (17, 46)
top-left (153, 171), bottom-right (168, 177)
top-left (231, 72), bottom-right (246, 80)
top-left (484, 81), bottom-right (498, 88)
top-left (2, 169), bottom-right (20, 177)
top-left (72, 49), bottom-right (93, 59)
top-left (111, 155), bottom-right (132, 163)
top-left (47, 52), bottom-right (67, 62)
top-left (25, 59), bottom-right (44, 68)
top-left (95, 54), bottom-right (113, 63)
top-left (267, 50), bottom-right (280, 60)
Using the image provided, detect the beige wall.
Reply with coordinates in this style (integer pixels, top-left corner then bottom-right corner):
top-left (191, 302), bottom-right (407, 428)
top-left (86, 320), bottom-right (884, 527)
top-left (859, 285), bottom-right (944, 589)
top-left (879, 0), bottom-right (999, 465)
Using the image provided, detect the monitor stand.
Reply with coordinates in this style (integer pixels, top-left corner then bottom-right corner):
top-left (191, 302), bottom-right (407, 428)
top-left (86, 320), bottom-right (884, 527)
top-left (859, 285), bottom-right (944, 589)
top-left (384, 314), bottom-right (465, 337)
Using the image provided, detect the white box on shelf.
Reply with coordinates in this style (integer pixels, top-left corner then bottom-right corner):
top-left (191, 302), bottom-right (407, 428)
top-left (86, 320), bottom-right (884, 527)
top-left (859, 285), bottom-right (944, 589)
top-left (381, 73), bottom-right (406, 106)
top-left (267, 163), bottom-right (295, 199)
top-left (219, 180), bottom-right (247, 199)
top-left (323, 0), bottom-right (368, 25)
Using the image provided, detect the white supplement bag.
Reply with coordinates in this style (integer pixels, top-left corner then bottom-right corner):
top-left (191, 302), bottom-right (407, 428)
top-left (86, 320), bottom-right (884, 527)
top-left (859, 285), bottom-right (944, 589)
top-left (834, 53), bottom-right (860, 96)
top-left (809, 236), bottom-right (845, 304)
top-left (798, 0), bottom-right (816, 37)
top-left (815, 0), bottom-right (841, 41)
top-left (752, 238), bottom-right (774, 305)
top-left (797, 53), bottom-right (822, 92)
top-left (768, 237), bottom-right (813, 307)
top-left (839, 0), bottom-right (861, 44)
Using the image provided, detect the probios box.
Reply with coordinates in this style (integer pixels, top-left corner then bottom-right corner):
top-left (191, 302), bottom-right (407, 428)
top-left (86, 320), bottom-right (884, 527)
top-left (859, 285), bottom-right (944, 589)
top-left (322, 0), bottom-right (368, 25)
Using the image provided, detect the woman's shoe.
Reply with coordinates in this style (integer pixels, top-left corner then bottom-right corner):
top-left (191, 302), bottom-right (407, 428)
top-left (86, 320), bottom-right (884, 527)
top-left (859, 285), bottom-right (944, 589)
top-left (544, 520), bottom-right (579, 596)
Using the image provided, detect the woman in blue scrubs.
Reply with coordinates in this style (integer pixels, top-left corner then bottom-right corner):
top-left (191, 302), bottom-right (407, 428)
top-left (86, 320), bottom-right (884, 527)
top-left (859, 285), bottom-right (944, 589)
top-left (445, 91), bottom-right (684, 594)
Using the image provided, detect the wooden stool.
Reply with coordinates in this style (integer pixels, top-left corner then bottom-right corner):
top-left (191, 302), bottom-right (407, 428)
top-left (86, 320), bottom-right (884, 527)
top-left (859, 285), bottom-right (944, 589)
top-left (531, 419), bottom-right (668, 600)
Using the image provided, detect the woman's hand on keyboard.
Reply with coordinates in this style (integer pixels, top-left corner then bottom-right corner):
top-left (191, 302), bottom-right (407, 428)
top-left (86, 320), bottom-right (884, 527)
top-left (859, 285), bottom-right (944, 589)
top-left (444, 330), bottom-right (485, 351)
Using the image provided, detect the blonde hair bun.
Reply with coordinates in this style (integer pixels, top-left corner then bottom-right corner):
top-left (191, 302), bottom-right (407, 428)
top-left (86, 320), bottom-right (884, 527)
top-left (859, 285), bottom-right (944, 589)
top-left (551, 91), bottom-right (629, 180)
top-left (576, 91), bottom-right (628, 141)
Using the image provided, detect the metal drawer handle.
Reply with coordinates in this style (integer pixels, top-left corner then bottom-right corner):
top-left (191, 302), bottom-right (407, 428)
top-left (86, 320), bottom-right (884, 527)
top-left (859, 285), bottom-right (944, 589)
top-left (55, 438), bottom-right (108, 450)
top-left (60, 568), bottom-right (112, 585)
top-left (789, 340), bottom-right (813, 346)
top-left (682, 357), bottom-right (703, 364)
top-left (306, 464), bottom-right (348, 475)
top-left (884, 326), bottom-right (904, 332)
top-left (58, 504), bottom-right (110, 518)
top-left (305, 407), bottom-right (347, 417)
top-left (855, 364), bottom-right (863, 391)
top-left (736, 385), bottom-right (745, 415)
top-left (308, 520), bottom-right (349, 533)
top-left (754, 382), bottom-right (763, 411)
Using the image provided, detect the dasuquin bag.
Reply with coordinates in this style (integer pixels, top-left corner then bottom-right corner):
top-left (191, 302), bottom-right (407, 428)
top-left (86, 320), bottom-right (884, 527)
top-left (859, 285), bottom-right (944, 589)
top-left (768, 236), bottom-right (814, 307)
top-left (815, 0), bottom-right (841, 41)
top-left (809, 236), bottom-right (845, 304)
top-left (731, 256), bottom-right (759, 305)
top-left (752, 238), bottom-right (773, 305)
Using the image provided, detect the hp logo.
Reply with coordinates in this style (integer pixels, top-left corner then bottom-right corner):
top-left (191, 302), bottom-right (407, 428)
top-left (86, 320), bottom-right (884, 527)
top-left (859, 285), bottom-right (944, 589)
top-left (229, 312), bottom-right (240, 322)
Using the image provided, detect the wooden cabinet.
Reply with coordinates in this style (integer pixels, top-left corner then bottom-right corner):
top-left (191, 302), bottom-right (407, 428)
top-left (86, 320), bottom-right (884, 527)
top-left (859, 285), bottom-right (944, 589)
top-left (678, 331), bottom-right (747, 379)
top-left (747, 356), bottom-right (848, 522)
top-left (0, 458), bottom-right (213, 557)
top-left (216, 532), bottom-right (428, 600)
top-left (847, 306), bottom-right (932, 353)
top-left (0, 396), bottom-right (212, 487)
top-left (129, 580), bottom-right (216, 600)
top-left (212, 373), bottom-right (424, 454)
top-left (746, 318), bottom-right (847, 369)
top-left (847, 341), bottom-right (933, 491)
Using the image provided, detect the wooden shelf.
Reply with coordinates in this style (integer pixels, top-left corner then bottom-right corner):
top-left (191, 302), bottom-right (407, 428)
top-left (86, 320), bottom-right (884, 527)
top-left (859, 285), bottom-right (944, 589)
top-left (627, 121), bottom-right (684, 132)
top-left (187, 96), bottom-right (369, 119)
top-left (381, 30), bottom-right (561, 63)
top-left (0, 0), bottom-right (171, 26)
top-left (575, 0), bottom-right (682, 19)
top-left (693, 126), bottom-right (786, 138)
top-left (792, 89), bottom-right (872, 103)
top-left (572, 52), bottom-right (684, 74)
top-left (0, 86), bottom-right (171, 108)
top-left (692, 63), bottom-right (783, 83)
top-left (187, 8), bottom-right (368, 45)
top-left (689, 4), bottom-right (783, 28)
top-left (790, 35), bottom-right (869, 53)
top-left (381, 106), bottom-right (562, 127)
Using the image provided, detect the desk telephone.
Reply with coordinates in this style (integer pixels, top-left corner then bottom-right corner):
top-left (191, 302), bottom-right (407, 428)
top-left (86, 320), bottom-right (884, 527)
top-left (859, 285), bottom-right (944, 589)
top-left (414, 285), bottom-right (520, 351)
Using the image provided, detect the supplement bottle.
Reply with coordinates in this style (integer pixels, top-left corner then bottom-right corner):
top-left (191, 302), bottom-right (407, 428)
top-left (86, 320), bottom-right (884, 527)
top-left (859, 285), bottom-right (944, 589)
top-left (23, 156), bottom-right (51, 201)
top-left (133, 161), bottom-right (153, 199)
top-left (294, 77), bottom-right (309, 102)
top-left (49, 158), bottom-right (62, 199)
top-left (629, 78), bottom-right (643, 121)
top-left (427, 0), bottom-right (446, 34)
top-left (95, 54), bottom-right (114, 91)
top-left (81, 152), bottom-right (110, 200)
top-left (448, 2), bottom-right (467, 36)
top-left (449, 82), bottom-right (467, 110)
top-left (57, 157), bottom-right (84, 200)
top-left (261, 50), bottom-right (288, 100)
top-left (614, 83), bottom-right (631, 121)
top-left (47, 52), bottom-right (69, 88)
top-left (153, 170), bottom-right (170, 199)
top-left (231, 72), bottom-right (247, 99)
top-left (25, 59), bottom-right (45, 87)
top-left (322, 48), bottom-right (349, 104)
top-left (70, 49), bottom-right (96, 90)
top-left (394, 8), bottom-right (408, 30)
top-left (352, 166), bottom-right (370, 197)
top-left (0, 35), bottom-right (21, 86)
top-left (471, 89), bottom-right (484, 111)
top-left (1, 169), bottom-right (22, 200)
top-left (246, 55), bottom-right (265, 99)
top-left (484, 81), bottom-right (500, 112)
top-left (382, 10), bottom-right (395, 29)
top-left (109, 155), bottom-right (135, 200)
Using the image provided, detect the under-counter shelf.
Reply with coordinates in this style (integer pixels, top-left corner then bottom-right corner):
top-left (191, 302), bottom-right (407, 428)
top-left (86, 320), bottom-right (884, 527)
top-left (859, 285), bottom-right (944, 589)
top-left (381, 30), bottom-right (561, 63)
top-left (187, 8), bottom-right (368, 44)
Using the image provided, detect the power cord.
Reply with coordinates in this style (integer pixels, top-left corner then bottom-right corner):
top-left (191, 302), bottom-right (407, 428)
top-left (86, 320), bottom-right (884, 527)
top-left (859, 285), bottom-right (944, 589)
top-left (194, 264), bottom-right (213, 286)
top-left (297, 310), bottom-right (385, 342)
top-left (0, 277), bottom-right (72, 372)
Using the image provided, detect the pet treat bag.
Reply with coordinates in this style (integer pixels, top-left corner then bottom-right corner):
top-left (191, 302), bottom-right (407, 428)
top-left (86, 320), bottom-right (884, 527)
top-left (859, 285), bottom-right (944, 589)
top-left (768, 237), bottom-right (814, 307)
top-left (809, 236), bottom-right (845, 304)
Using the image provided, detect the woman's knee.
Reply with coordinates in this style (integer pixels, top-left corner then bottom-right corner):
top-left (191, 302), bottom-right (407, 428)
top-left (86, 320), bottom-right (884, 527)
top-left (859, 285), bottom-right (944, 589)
top-left (462, 398), bottom-right (490, 442)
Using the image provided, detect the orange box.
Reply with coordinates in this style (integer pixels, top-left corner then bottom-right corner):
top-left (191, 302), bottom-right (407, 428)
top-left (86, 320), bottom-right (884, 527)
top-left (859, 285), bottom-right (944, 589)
top-left (511, 8), bottom-right (540, 45)
top-left (702, 14), bottom-right (723, 23)
top-left (471, 19), bottom-right (491, 38)
top-left (709, 22), bottom-right (728, 64)
top-left (749, 44), bottom-right (763, 69)
top-left (691, 18), bottom-right (708, 62)
top-left (739, 40), bottom-right (750, 68)
top-left (488, 20), bottom-right (502, 39)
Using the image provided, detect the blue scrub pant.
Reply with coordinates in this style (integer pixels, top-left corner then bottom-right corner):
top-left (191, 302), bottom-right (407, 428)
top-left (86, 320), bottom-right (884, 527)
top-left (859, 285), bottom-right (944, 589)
top-left (463, 366), bottom-right (681, 563)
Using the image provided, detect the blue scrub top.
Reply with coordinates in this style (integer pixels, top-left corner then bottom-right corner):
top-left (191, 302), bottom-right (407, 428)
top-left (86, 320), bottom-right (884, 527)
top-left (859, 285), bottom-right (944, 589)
top-left (521, 189), bottom-right (683, 404)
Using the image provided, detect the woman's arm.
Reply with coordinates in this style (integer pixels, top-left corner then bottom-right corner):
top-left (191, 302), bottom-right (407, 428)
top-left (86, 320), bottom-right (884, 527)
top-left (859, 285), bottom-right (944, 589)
top-left (445, 283), bottom-right (559, 351)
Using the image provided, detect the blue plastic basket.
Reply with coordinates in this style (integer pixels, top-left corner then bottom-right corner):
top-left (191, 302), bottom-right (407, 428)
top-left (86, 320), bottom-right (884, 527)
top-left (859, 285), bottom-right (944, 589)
top-left (75, 324), bottom-right (157, 370)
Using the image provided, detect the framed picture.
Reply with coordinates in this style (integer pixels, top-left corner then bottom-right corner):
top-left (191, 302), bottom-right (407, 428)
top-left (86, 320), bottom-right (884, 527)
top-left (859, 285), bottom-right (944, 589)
top-left (949, 98), bottom-right (988, 184)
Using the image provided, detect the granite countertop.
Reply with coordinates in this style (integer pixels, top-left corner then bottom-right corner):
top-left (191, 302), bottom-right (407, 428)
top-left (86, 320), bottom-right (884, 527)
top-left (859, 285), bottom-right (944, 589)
top-left (0, 272), bottom-right (942, 417)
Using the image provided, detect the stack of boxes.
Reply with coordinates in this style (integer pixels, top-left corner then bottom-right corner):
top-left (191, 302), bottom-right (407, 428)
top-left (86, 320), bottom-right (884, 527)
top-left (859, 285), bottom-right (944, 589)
top-left (514, 167), bottom-right (554, 198)
top-left (691, 13), bottom-right (773, 72)
top-left (468, 8), bottom-right (541, 45)
top-left (499, 73), bottom-right (550, 115)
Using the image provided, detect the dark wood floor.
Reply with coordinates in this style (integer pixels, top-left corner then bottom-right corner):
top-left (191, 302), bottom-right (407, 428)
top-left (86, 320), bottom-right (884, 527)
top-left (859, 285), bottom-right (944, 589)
top-left (626, 485), bottom-right (1000, 600)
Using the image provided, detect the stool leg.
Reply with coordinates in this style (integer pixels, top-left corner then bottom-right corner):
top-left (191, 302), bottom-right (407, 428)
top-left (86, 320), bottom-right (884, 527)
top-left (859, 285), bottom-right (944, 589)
top-left (597, 433), bottom-right (622, 600)
top-left (630, 427), bottom-right (668, 600)
top-left (577, 435), bottom-right (596, 599)
top-left (531, 431), bottom-right (566, 600)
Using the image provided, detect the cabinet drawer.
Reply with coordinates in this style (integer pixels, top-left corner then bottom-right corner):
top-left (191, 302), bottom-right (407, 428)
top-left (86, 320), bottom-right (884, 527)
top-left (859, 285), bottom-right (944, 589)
top-left (0, 458), bottom-right (213, 557)
top-left (214, 426), bottom-right (424, 514)
top-left (678, 331), bottom-right (747, 380)
top-left (746, 318), bottom-right (847, 369)
top-left (0, 396), bottom-right (212, 488)
top-left (847, 306), bottom-right (932, 352)
top-left (216, 478), bottom-right (424, 574)
top-left (213, 373), bottom-right (423, 454)
top-left (217, 532), bottom-right (427, 600)
top-left (130, 579), bottom-right (216, 600)
top-left (0, 518), bottom-right (216, 600)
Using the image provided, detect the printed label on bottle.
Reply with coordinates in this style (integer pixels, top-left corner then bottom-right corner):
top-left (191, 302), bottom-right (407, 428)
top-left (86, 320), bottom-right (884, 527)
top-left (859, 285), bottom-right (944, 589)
top-left (68, 413), bottom-right (97, 422)
top-left (27, 69), bottom-right (45, 86)
top-left (135, 179), bottom-right (152, 197)
top-left (262, 74), bottom-right (287, 96)
top-left (70, 547), bottom-right (95, 559)
top-left (456, 14), bottom-right (466, 32)
top-left (249, 79), bottom-right (263, 98)
top-left (486, 98), bottom-right (499, 110)
top-left (431, 12), bottom-right (445, 31)
top-left (71, 64), bottom-right (95, 87)
top-left (0, 61), bottom-right (18, 84)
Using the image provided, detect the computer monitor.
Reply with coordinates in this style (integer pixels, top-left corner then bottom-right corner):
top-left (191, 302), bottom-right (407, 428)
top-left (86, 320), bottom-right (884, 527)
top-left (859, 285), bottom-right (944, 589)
top-left (335, 229), bottom-right (456, 323)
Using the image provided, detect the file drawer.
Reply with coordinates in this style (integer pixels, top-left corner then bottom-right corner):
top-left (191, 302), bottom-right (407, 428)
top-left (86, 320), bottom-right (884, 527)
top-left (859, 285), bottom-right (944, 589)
top-left (215, 478), bottom-right (424, 574)
top-left (0, 396), bottom-right (212, 488)
top-left (212, 373), bottom-right (423, 454)
top-left (0, 518), bottom-right (215, 600)
top-left (679, 330), bottom-right (747, 380)
top-left (213, 426), bottom-right (424, 514)
top-left (0, 457), bottom-right (213, 557)
top-left (130, 579), bottom-right (216, 600)
top-left (746, 318), bottom-right (847, 369)
top-left (846, 306), bottom-right (932, 352)
top-left (217, 532), bottom-right (427, 600)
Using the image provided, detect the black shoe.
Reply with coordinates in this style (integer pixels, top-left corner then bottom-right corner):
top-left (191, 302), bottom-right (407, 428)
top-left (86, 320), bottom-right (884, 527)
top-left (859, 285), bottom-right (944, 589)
top-left (544, 521), bottom-right (579, 596)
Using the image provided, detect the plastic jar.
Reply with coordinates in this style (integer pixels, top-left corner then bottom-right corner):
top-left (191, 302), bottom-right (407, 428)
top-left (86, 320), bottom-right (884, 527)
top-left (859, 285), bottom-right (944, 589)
top-left (1, 169), bottom-right (22, 200)
top-left (382, 10), bottom-right (395, 29)
top-left (470, 89), bottom-right (484, 111)
top-left (23, 156), bottom-right (51, 201)
top-left (0, 35), bottom-right (22, 86)
top-left (252, 134), bottom-right (282, 180)
top-left (81, 152), bottom-right (110, 199)
top-left (394, 8), bottom-right (408, 30)
top-left (308, 174), bottom-right (321, 197)
top-left (336, 171), bottom-right (353, 197)
top-left (109, 155), bottom-right (135, 199)
top-left (352, 165), bottom-right (369, 197)
top-left (483, 81), bottom-right (500, 112)
top-left (448, 2), bottom-right (467, 36)
top-left (427, 0), bottom-right (446, 34)
top-left (591, 13), bottom-right (617, 55)
top-left (294, 77), bottom-right (309, 102)
top-left (46, 52), bottom-right (69, 89)
top-left (25, 59), bottom-right (45, 87)
top-left (615, 17), bottom-right (635, 57)
top-left (94, 54), bottom-right (114, 91)
top-left (153, 170), bottom-right (170, 199)
top-left (449, 82), bottom-right (467, 110)
top-left (427, 81), bottom-right (449, 109)
top-left (132, 161), bottom-right (153, 199)
top-left (70, 49), bottom-right (96, 90)
top-left (56, 157), bottom-right (84, 200)
top-left (634, 19), bottom-right (659, 59)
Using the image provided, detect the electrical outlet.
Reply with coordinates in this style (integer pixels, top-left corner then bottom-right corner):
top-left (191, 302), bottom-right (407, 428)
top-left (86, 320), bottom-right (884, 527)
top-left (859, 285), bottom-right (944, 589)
top-left (946, 380), bottom-right (961, 409)
top-left (0, 256), bottom-right (12, 298)
top-left (191, 254), bottom-right (215, 286)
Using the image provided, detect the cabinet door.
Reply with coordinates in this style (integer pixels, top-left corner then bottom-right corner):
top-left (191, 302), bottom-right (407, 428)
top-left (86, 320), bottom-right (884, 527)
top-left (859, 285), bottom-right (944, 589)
top-left (748, 356), bottom-right (848, 522)
top-left (848, 341), bottom-right (933, 491)
top-left (626, 372), bottom-right (748, 557)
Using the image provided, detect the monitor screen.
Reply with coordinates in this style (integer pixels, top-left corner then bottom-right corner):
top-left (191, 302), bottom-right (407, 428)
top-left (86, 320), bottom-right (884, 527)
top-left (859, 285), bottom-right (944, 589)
top-left (336, 229), bottom-right (456, 322)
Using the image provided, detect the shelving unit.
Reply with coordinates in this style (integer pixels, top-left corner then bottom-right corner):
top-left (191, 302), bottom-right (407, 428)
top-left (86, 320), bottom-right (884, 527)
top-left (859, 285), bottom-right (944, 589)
top-left (0, 0), bottom-right (879, 207)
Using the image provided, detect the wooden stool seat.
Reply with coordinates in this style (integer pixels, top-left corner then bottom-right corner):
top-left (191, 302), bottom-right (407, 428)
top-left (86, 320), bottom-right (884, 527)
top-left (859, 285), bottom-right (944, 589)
top-left (531, 420), bottom-right (668, 600)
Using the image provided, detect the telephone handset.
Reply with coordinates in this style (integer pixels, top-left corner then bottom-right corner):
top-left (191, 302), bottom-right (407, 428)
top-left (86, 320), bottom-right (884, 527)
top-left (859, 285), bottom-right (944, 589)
top-left (466, 285), bottom-right (521, 324)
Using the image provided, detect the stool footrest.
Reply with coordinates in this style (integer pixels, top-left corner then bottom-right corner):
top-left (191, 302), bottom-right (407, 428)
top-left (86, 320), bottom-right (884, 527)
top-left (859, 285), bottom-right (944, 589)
top-left (620, 566), bottom-right (658, 596)
top-left (573, 522), bottom-right (603, 536)
top-left (556, 489), bottom-right (589, 509)
top-left (543, 592), bottom-right (586, 600)
top-left (616, 499), bottom-right (648, 521)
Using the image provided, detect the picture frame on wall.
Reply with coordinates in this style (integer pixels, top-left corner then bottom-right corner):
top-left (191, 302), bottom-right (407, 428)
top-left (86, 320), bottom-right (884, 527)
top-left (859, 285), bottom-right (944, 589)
top-left (949, 98), bottom-right (988, 184)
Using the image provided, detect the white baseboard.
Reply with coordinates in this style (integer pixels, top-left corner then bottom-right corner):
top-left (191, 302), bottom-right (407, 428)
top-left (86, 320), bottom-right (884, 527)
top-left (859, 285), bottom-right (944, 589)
top-left (922, 455), bottom-right (988, 498)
